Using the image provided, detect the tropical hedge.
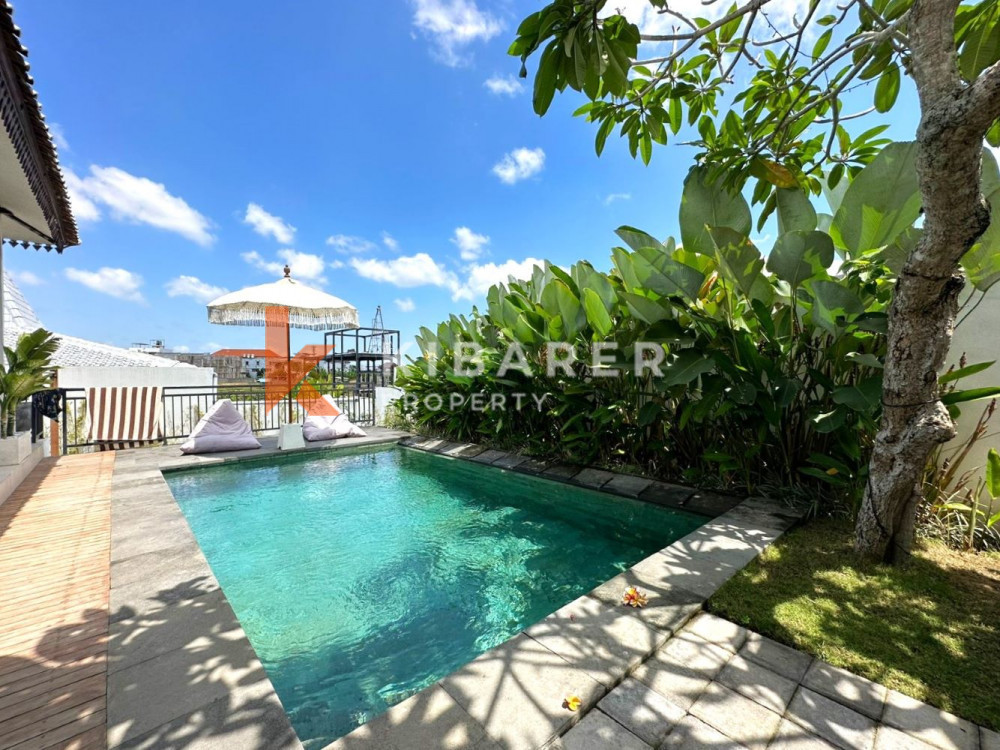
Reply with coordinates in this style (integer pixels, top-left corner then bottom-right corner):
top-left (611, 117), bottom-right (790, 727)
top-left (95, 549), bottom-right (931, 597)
top-left (397, 144), bottom-right (999, 508)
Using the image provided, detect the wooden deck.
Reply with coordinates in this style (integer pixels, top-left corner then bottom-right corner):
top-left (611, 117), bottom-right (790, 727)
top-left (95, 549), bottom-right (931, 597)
top-left (0, 452), bottom-right (114, 750)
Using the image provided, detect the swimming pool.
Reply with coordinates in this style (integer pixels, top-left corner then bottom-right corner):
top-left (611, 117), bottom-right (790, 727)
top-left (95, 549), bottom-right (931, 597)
top-left (165, 444), bottom-right (705, 747)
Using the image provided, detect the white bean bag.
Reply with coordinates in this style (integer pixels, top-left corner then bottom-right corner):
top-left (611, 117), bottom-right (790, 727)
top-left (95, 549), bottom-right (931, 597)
top-left (302, 395), bottom-right (367, 441)
top-left (180, 399), bottom-right (261, 454)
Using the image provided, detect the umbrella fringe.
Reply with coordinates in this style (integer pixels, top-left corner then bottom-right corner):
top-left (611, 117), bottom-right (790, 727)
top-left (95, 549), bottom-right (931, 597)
top-left (208, 305), bottom-right (359, 331)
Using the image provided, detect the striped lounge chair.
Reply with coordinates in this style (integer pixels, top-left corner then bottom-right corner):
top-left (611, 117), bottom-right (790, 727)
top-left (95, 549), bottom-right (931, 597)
top-left (86, 387), bottom-right (163, 451)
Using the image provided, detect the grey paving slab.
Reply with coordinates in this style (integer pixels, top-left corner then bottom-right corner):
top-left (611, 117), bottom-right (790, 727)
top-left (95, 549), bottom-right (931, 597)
top-left (328, 684), bottom-right (498, 750)
top-left (716, 653), bottom-right (798, 714)
top-left (787, 687), bottom-right (878, 750)
top-left (110, 569), bottom-right (220, 625)
top-left (430, 440), bottom-right (463, 454)
top-left (542, 463), bottom-right (582, 481)
top-left (648, 546), bottom-right (746, 599)
top-left (631, 631), bottom-right (732, 711)
top-left (420, 438), bottom-right (447, 452)
top-left (514, 457), bottom-right (549, 474)
top-left (689, 681), bottom-right (782, 750)
top-left (769, 718), bottom-right (840, 749)
top-left (493, 453), bottom-right (528, 470)
top-left (107, 624), bottom-right (275, 746)
top-left (882, 690), bottom-right (979, 750)
top-left (115, 690), bottom-right (300, 750)
top-left (638, 481), bottom-right (694, 510)
top-left (874, 725), bottom-right (940, 750)
top-left (439, 633), bottom-right (607, 750)
top-left (983, 727), bottom-right (1000, 750)
top-left (684, 491), bottom-right (742, 517)
top-left (441, 442), bottom-right (487, 458)
top-left (587, 564), bottom-right (704, 634)
top-left (740, 633), bottom-right (813, 682)
top-left (557, 709), bottom-right (651, 750)
top-left (681, 612), bottom-right (747, 654)
top-left (111, 501), bottom-right (194, 562)
top-left (111, 537), bottom-right (213, 590)
top-left (603, 474), bottom-right (654, 498)
top-left (597, 677), bottom-right (684, 747)
top-left (802, 659), bottom-right (887, 721)
top-left (470, 449), bottom-right (509, 464)
top-left (571, 468), bottom-right (614, 489)
top-left (523, 595), bottom-right (667, 687)
top-left (108, 588), bottom-right (243, 675)
top-left (661, 715), bottom-right (747, 749)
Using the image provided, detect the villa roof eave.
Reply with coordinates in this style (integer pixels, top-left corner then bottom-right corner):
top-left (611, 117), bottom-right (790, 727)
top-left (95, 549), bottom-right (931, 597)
top-left (0, 1), bottom-right (79, 252)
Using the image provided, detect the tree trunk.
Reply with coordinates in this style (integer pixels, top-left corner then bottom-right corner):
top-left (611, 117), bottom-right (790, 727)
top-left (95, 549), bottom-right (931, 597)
top-left (854, 0), bottom-right (997, 562)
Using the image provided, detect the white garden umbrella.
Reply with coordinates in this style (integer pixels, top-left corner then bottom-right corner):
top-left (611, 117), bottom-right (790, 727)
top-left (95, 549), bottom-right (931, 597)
top-left (206, 265), bottom-right (359, 421)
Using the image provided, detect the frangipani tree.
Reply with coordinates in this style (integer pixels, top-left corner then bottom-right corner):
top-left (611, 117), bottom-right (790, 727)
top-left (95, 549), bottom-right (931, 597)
top-left (511, 0), bottom-right (1000, 562)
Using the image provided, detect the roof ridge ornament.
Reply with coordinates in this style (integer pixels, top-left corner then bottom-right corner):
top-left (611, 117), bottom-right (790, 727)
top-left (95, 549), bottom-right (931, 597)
top-left (283, 264), bottom-right (291, 279)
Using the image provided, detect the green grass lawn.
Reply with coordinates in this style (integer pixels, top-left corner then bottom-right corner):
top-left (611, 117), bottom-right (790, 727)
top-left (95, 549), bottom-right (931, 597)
top-left (707, 518), bottom-right (1000, 730)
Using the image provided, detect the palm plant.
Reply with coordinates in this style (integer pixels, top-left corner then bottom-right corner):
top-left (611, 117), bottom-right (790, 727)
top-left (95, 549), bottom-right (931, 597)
top-left (0, 328), bottom-right (60, 439)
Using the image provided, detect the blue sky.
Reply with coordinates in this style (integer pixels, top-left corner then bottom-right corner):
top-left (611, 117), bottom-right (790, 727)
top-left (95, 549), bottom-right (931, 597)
top-left (10, 0), bottom-right (923, 360)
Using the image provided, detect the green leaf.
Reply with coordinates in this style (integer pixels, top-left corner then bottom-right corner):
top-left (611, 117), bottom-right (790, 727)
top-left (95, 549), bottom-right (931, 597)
top-left (638, 401), bottom-right (661, 428)
top-left (941, 386), bottom-right (1000, 405)
top-left (615, 225), bottom-right (664, 252)
top-left (959, 3), bottom-right (1000, 80)
top-left (986, 448), bottom-right (1000, 500)
top-left (708, 227), bottom-right (764, 297)
top-left (679, 166), bottom-right (752, 256)
top-left (661, 350), bottom-right (715, 387)
top-left (775, 188), bottom-right (817, 235)
top-left (533, 40), bottom-right (560, 116)
top-left (874, 64), bottom-right (901, 113)
top-left (766, 230), bottom-right (835, 286)
top-left (540, 279), bottom-right (585, 338)
top-left (582, 288), bottom-right (613, 338)
top-left (812, 408), bottom-right (847, 433)
top-left (831, 141), bottom-right (920, 255)
top-left (832, 377), bottom-right (883, 412)
top-left (939, 360), bottom-right (995, 384)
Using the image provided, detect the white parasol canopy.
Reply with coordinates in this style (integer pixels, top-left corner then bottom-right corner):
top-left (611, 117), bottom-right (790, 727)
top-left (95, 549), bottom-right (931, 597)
top-left (206, 266), bottom-right (359, 331)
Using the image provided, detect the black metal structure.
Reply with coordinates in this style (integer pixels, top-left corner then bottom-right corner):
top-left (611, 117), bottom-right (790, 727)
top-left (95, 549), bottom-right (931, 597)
top-left (324, 325), bottom-right (400, 389)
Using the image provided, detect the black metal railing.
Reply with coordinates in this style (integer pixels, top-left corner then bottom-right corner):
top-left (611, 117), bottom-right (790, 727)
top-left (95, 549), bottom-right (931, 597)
top-left (39, 384), bottom-right (376, 455)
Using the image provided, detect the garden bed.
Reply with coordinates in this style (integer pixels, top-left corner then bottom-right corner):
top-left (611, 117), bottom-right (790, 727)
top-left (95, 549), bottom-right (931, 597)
top-left (706, 518), bottom-right (1000, 731)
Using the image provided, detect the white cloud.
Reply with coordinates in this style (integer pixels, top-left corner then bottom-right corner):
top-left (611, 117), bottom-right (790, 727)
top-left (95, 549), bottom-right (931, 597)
top-left (492, 147), bottom-right (545, 184)
top-left (326, 234), bottom-right (376, 254)
top-left (165, 275), bottom-right (228, 304)
top-left (170, 345), bottom-right (191, 353)
top-left (65, 266), bottom-right (145, 303)
top-left (451, 226), bottom-right (490, 261)
top-left (411, 0), bottom-right (502, 66)
top-left (395, 297), bottom-right (416, 312)
top-left (69, 166), bottom-right (214, 245)
top-left (242, 248), bottom-right (329, 284)
top-left (485, 75), bottom-right (523, 96)
top-left (382, 231), bottom-right (399, 251)
top-left (63, 169), bottom-right (101, 222)
top-left (350, 252), bottom-right (458, 289)
top-left (244, 203), bottom-right (295, 244)
top-left (49, 123), bottom-right (70, 152)
top-left (604, 192), bottom-right (631, 205)
top-left (9, 270), bottom-right (42, 286)
top-left (453, 258), bottom-right (543, 301)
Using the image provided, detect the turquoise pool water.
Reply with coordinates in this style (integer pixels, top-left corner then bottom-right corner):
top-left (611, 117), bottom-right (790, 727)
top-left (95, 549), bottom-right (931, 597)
top-left (165, 445), bottom-right (704, 747)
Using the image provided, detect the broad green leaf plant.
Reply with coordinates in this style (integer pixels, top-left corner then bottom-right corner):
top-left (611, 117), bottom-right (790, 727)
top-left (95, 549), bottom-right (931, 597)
top-left (0, 328), bottom-right (59, 439)
top-left (398, 149), bottom-right (997, 511)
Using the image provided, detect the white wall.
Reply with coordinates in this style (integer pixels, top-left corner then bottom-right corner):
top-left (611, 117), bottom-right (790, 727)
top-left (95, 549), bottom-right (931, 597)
top-left (944, 289), bottom-right (1000, 474)
top-left (56, 365), bottom-right (216, 390)
top-left (375, 386), bottom-right (403, 426)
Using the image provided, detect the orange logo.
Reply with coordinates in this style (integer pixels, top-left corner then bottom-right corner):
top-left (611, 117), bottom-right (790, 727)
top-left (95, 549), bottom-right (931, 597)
top-left (264, 307), bottom-right (338, 416)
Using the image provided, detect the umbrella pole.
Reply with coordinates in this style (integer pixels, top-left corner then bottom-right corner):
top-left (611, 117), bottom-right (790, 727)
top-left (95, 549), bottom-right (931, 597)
top-left (286, 322), bottom-right (292, 424)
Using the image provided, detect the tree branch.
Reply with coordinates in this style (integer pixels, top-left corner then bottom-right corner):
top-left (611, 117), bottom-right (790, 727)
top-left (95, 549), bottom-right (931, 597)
top-left (640, 0), bottom-right (770, 42)
top-left (964, 59), bottom-right (1000, 134)
top-left (908, 0), bottom-right (962, 108)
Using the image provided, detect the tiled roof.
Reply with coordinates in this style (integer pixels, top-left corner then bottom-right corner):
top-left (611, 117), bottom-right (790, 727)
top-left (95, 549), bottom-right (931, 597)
top-left (2, 272), bottom-right (193, 368)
